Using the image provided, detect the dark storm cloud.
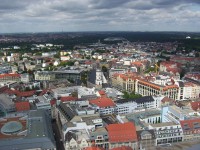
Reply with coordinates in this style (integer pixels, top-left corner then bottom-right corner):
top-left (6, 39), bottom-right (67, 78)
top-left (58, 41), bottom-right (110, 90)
top-left (0, 0), bottom-right (31, 10)
top-left (0, 0), bottom-right (200, 32)
top-left (90, 0), bottom-right (132, 9)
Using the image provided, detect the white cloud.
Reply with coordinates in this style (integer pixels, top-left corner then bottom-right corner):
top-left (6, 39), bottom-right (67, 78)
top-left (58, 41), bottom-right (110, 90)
top-left (0, 0), bottom-right (199, 32)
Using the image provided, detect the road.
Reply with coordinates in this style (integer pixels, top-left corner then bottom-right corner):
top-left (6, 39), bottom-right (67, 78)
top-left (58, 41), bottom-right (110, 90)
top-left (52, 120), bottom-right (65, 150)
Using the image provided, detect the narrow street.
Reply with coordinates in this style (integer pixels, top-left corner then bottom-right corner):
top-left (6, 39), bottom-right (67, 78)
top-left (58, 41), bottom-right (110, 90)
top-left (52, 120), bottom-right (65, 150)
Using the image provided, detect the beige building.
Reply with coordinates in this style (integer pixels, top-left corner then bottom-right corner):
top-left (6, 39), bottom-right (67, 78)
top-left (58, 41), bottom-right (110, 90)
top-left (111, 72), bottom-right (140, 92)
top-left (137, 130), bottom-right (156, 150)
top-left (177, 81), bottom-right (200, 100)
top-left (135, 79), bottom-right (179, 100)
top-left (111, 72), bottom-right (179, 100)
top-left (34, 71), bottom-right (55, 81)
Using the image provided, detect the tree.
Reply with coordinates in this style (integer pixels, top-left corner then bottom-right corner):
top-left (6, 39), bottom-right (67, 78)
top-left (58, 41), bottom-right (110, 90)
top-left (25, 87), bottom-right (31, 91)
top-left (195, 52), bottom-right (200, 57)
top-left (102, 66), bottom-right (108, 72)
top-left (54, 53), bottom-right (60, 58)
top-left (30, 62), bottom-right (35, 65)
top-left (4, 57), bottom-right (7, 62)
top-left (86, 56), bottom-right (90, 59)
top-left (0, 52), bottom-right (4, 56)
top-left (122, 91), bottom-right (129, 99)
top-left (166, 57), bottom-right (170, 61)
top-left (66, 61), bottom-right (75, 66)
top-left (122, 91), bottom-right (142, 99)
top-left (91, 51), bottom-right (95, 55)
top-left (180, 69), bottom-right (186, 79)
top-left (81, 71), bottom-right (88, 85)
top-left (71, 92), bottom-right (78, 97)
top-left (14, 62), bottom-right (18, 66)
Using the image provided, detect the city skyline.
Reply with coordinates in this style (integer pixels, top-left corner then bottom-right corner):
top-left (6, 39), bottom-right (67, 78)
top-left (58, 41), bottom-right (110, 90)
top-left (0, 0), bottom-right (200, 33)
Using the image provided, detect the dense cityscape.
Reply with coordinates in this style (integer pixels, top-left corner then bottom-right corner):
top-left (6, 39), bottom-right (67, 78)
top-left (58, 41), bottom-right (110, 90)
top-left (0, 32), bottom-right (199, 150)
top-left (1, 0), bottom-right (200, 150)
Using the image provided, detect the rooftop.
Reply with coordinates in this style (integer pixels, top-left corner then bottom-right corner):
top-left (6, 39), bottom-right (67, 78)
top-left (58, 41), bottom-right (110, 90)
top-left (106, 122), bottom-right (137, 143)
top-left (89, 97), bottom-right (115, 108)
top-left (0, 73), bottom-right (20, 78)
top-left (116, 96), bottom-right (154, 104)
top-left (0, 94), bottom-right (15, 110)
top-left (0, 117), bottom-right (27, 140)
top-left (180, 118), bottom-right (200, 132)
top-left (111, 146), bottom-right (133, 150)
top-left (15, 101), bottom-right (30, 112)
top-left (1, 121), bottom-right (22, 135)
top-left (150, 122), bottom-right (177, 128)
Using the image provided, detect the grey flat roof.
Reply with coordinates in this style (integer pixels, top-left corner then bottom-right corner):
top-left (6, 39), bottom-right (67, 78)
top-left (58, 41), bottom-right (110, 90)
top-left (0, 137), bottom-right (55, 150)
top-left (0, 94), bottom-right (15, 110)
top-left (88, 69), bottom-right (96, 84)
top-left (0, 110), bottom-right (56, 150)
top-left (116, 96), bottom-right (154, 104)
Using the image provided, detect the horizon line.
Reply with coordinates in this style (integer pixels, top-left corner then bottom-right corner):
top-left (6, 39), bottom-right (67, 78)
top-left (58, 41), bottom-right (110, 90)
top-left (0, 30), bottom-right (200, 35)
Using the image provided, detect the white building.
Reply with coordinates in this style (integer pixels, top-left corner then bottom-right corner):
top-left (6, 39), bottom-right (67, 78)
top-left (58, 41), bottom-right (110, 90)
top-left (95, 69), bottom-right (107, 85)
top-left (51, 87), bottom-right (79, 99)
top-left (42, 51), bottom-right (57, 57)
top-left (36, 94), bottom-right (53, 116)
top-left (20, 73), bottom-right (30, 83)
top-left (78, 87), bottom-right (97, 99)
top-left (87, 69), bottom-right (107, 89)
top-left (61, 56), bottom-right (70, 61)
top-left (115, 96), bottom-right (164, 115)
top-left (151, 75), bottom-right (172, 86)
top-left (177, 81), bottom-right (200, 100)
top-left (115, 101), bottom-right (137, 114)
top-left (109, 68), bottom-right (126, 78)
top-left (46, 43), bottom-right (53, 47)
top-left (162, 105), bottom-right (200, 124)
top-left (149, 122), bottom-right (183, 145)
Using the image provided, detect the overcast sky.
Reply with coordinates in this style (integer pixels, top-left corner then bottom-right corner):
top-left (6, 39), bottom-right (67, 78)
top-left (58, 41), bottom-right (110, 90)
top-left (0, 0), bottom-right (200, 33)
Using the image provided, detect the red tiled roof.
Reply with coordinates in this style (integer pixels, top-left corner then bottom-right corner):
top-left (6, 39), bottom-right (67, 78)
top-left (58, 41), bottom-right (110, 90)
top-left (131, 61), bottom-right (143, 67)
top-left (89, 97), bottom-right (115, 108)
top-left (85, 147), bottom-right (105, 150)
top-left (98, 90), bottom-right (106, 95)
top-left (0, 73), bottom-right (20, 78)
top-left (161, 97), bottom-right (174, 104)
top-left (50, 99), bottom-right (56, 106)
top-left (180, 118), bottom-right (200, 134)
top-left (0, 86), bottom-right (9, 94)
top-left (85, 61), bottom-right (93, 65)
top-left (4, 89), bottom-right (18, 95)
top-left (185, 73), bottom-right (200, 80)
top-left (15, 101), bottom-right (30, 111)
top-left (138, 79), bottom-right (178, 91)
top-left (17, 90), bottom-right (36, 97)
top-left (4, 89), bottom-right (35, 97)
top-left (60, 96), bottom-right (78, 102)
top-left (98, 90), bottom-right (107, 97)
top-left (112, 146), bottom-right (133, 150)
top-left (106, 122), bottom-right (137, 143)
top-left (170, 56), bottom-right (194, 62)
top-left (190, 101), bottom-right (200, 111)
top-left (114, 72), bottom-right (140, 81)
top-left (39, 89), bottom-right (49, 96)
top-left (167, 68), bottom-right (181, 74)
top-left (160, 61), bottom-right (181, 67)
